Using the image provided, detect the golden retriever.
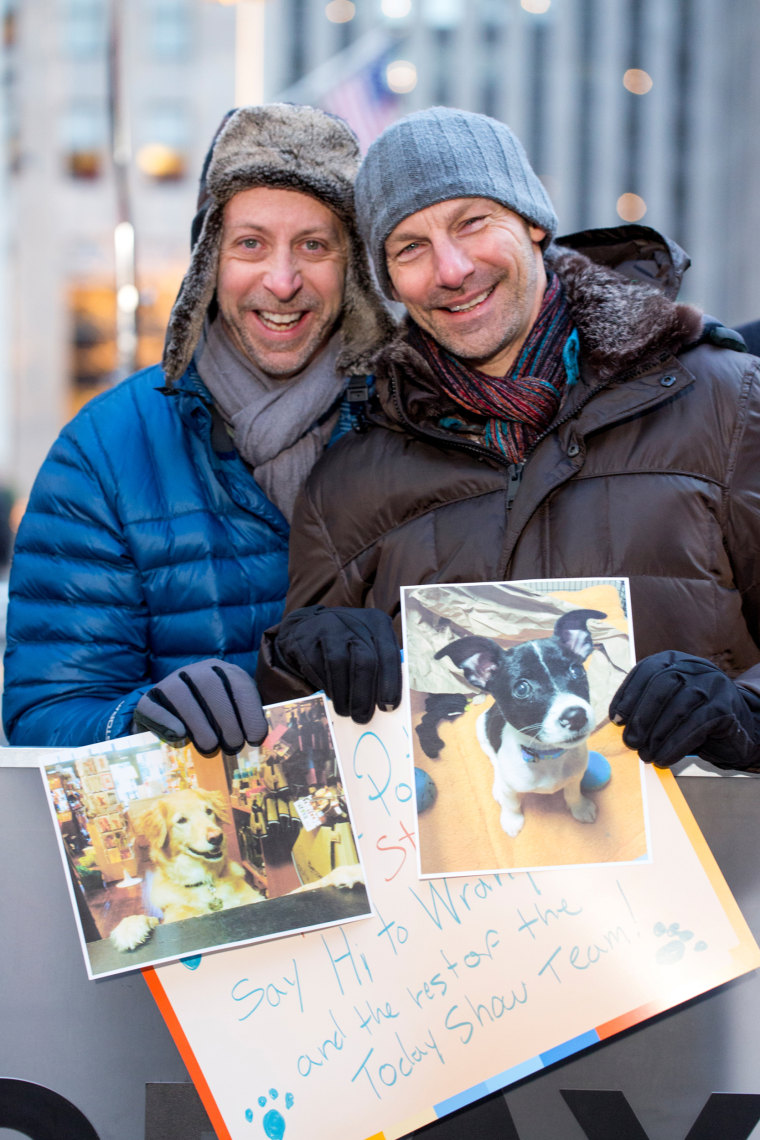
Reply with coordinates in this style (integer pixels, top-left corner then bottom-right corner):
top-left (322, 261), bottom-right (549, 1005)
top-left (110, 787), bottom-right (361, 952)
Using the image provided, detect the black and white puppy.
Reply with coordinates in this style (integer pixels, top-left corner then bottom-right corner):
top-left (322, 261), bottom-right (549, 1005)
top-left (434, 609), bottom-right (606, 837)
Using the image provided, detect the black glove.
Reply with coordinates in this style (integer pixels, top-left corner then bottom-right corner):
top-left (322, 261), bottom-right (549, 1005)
top-left (273, 605), bottom-right (402, 724)
top-left (609, 650), bottom-right (760, 770)
top-left (134, 659), bottom-right (268, 757)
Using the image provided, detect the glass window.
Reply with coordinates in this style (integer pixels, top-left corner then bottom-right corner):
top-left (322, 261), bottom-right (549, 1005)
top-left (479, 0), bottom-right (510, 27)
top-left (147, 0), bottom-right (191, 60)
top-left (68, 282), bottom-right (117, 402)
top-left (60, 0), bottom-right (106, 60)
top-left (136, 101), bottom-right (189, 181)
top-left (422, 0), bottom-right (462, 29)
top-left (3, 2), bottom-right (19, 49)
top-left (60, 100), bottom-right (107, 179)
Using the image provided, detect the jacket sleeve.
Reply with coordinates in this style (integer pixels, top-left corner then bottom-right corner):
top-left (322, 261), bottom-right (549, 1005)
top-left (3, 420), bottom-right (154, 747)
top-left (724, 353), bottom-right (760, 669)
top-left (255, 481), bottom-right (357, 705)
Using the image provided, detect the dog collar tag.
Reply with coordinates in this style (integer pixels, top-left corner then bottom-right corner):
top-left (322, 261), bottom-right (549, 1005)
top-left (208, 896), bottom-right (224, 911)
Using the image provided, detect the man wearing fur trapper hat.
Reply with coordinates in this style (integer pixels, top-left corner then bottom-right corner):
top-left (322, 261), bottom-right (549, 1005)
top-left (260, 105), bottom-right (760, 779)
top-left (3, 103), bottom-right (394, 752)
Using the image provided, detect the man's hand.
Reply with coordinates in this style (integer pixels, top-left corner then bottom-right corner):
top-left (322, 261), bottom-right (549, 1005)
top-left (609, 650), bottom-right (760, 770)
top-left (134, 659), bottom-right (268, 756)
top-left (273, 605), bottom-right (402, 724)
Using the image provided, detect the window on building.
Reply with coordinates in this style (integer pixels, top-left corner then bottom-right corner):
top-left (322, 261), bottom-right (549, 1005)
top-left (147, 0), bottom-right (191, 60)
top-left (431, 27), bottom-right (453, 105)
top-left (69, 283), bottom-right (117, 408)
top-left (288, 0), bottom-right (307, 86)
top-left (3, 2), bottom-right (19, 48)
top-left (136, 102), bottom-right (189, 181)
top-left (479, 0), bottom-right (510, 26)
top-left (480, 18), bottom-right (505, 119)
top-left (68, 276), bottom-right (179, 414)
top-left (3, 3), bottom-right (20, 173)
top-left (60, 100), bottom-right (107, 180)
top-left (60, 0), bottom-right (106, 60)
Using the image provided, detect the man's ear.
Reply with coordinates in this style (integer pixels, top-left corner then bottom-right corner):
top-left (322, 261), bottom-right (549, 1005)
top-left (528, 224), bottom-right (547, 244)
top-left (390, 281), bottom-right (401, 303)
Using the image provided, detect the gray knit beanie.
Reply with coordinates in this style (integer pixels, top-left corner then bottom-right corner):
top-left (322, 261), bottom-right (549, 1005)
top-left (355, 106), bottom-right (559, 297)
top-left (163, 103), bottom-right (394, 383)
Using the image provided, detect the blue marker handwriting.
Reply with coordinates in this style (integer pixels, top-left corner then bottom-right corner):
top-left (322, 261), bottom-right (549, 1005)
top-left (351, 1029), bottom-right (445, 1100)
top-left (408, 873), bottom-right (507, 929)
top-left (352, 731), bottom-right (413, 819)
top-left (321, 927), bottom-right (374, 995)
top-left (515, 895), bottom-right (584, 940)
top-left (230, 959), bottom-right (302, 1022)
top-left (538, 925), bottom-right (633, 984)
top-left (296, 1010), bottom-right (348, 1078)
top-left (444, 984), bottom-right (529, 1045)
top-left (354, 998), bottom-right (400, 1035)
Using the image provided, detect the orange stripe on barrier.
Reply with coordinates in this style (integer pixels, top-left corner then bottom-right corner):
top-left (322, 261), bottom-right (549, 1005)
top-left (142, 966), bottom-right (233, 1140)
top-left (596, 1001), bottom-right (661, 1040)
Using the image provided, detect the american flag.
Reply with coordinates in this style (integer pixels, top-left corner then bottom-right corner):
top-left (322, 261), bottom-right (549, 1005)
top-left (320, 51), bottom-right (399, 154)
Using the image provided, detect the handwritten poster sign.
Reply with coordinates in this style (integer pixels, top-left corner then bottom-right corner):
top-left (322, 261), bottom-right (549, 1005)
top-left (146, 695), bottom-right (760, 1140)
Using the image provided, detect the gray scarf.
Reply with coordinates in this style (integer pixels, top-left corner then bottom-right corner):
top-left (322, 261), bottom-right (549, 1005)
top-left (195, 317), bottom-right (345, 521)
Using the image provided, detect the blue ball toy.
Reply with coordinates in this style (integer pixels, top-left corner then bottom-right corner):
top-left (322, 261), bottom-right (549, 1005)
top-left (415, 767), bottom-right (437, 812)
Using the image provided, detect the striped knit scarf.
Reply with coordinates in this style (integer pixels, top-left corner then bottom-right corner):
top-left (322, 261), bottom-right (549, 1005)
top-left (409, 273), bottom-right (574, 462)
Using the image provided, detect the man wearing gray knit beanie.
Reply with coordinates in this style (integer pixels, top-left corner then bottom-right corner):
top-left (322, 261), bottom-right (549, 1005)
top-left (261, 104), bottom-right (760, 784)
top-left (4, 103), bottom-right (395, 759)
top-left (356, 106), bottom-right (558, 379)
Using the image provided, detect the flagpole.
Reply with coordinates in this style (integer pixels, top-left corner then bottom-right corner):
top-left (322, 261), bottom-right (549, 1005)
top-left (107, 0), bottom-right (138, 383)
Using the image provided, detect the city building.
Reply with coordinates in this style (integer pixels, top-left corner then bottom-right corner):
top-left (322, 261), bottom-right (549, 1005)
top-left (3, 0), bottom-right (760, 505)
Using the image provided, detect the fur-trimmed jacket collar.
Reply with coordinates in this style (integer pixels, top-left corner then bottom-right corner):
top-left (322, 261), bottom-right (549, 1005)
top-left (544, 239), bottom-right (703, 382)
top-left (372, 225), bottom-right (705, 425)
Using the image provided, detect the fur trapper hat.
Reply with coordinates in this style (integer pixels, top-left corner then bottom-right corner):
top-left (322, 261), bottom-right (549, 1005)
top-left (162, 103), bottom-right (395, 383)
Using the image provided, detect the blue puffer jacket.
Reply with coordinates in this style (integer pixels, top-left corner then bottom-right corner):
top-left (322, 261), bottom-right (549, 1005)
top-left (3, 364), bottom-right (306, 746)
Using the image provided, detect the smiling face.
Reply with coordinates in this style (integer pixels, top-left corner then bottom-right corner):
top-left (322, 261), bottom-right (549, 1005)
top-left (216, 186), bottom-right (348, 379)
top-left (384, 197), bottom-right (547, 376)
top-left (141, 788), bottom-right (230, 866)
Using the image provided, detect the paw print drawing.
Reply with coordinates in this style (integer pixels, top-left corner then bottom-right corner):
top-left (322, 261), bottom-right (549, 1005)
top-left (653, 919), bottom-right (707, 965)
top-left (245, 1089), bottom-right (294, 1139)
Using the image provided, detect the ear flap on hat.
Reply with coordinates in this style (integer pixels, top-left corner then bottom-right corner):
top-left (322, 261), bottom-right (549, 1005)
top-left (337, 221), bottom-right (398, 376)
top-left (161, 102), bottom-right (397, 385)
top-left (162, 202), bottom-right (224, 384)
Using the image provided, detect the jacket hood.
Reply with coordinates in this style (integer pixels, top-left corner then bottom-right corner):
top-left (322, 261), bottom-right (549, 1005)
top-left (545, 226), bottom-right (703, 381)
top-left (553, 224), bottom-right (691, 300)
top-left (162, 103), bottom-right (395, 384)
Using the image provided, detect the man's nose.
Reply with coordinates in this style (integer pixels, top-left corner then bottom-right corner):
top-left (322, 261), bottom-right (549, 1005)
top-left (262, 249), bottom-right (302, 300)
top-left (433, 237), bottom-right (474, 290)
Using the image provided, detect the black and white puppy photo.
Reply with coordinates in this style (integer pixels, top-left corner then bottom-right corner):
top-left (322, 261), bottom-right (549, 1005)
top-left (402, 579), bottom-right (647, 877)
top-left (434, 609), bottom-right (604, 838)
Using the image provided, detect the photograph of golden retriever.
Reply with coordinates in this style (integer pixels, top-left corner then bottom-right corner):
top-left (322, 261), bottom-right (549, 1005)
top-left (41, 694), bottom-right (371, 977)
top-left (110, 786), bottom-right (362, 952)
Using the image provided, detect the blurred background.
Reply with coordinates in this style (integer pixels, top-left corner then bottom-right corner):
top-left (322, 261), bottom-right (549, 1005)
top-left (1, 0), bottom-right (760, 582)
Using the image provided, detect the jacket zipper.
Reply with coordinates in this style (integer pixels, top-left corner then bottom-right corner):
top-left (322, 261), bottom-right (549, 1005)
top-left (506, 463), bottom-right (523, 509)
top-left (504, 376), bottom-right (616, 508)
top-left (379, 349), bottom-right (679, 510)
